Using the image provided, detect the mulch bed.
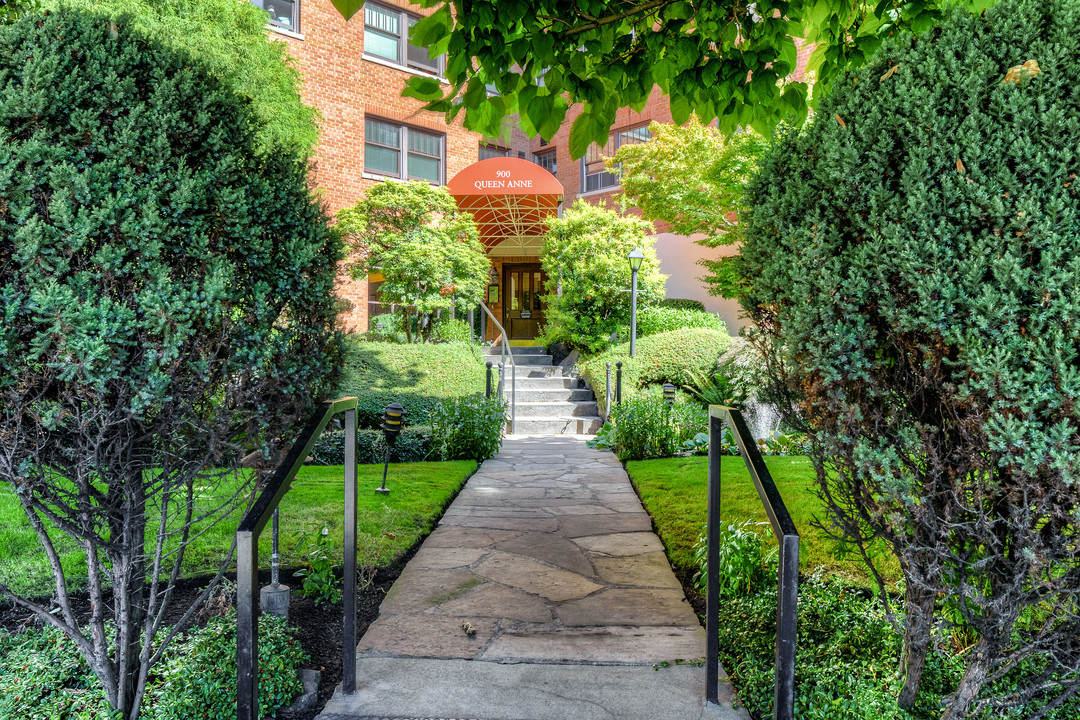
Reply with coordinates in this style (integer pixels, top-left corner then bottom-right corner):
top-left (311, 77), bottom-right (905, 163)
top-left (0, 545), bottom-right (420, 720)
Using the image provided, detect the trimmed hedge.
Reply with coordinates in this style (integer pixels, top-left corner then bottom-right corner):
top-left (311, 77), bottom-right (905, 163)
top-left (658, 298), bottom-right (706, 312)
top-left (309, 427), bottom-right (432, 465)
top-left (636, 306), bottom-right (727, 338)
top-left (335, 338), bottom-right (486, 428)
top-left (581, 328), bottom-right (731, 415)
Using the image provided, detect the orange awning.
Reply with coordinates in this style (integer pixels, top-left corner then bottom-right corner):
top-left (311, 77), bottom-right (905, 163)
top-left (447, 157), bottom-right (563, 251)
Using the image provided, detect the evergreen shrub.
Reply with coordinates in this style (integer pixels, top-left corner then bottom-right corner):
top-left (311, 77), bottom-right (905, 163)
top-left (335, 338), bottom-right (486, 427)
top-left (581, 328), bottom-right (730, 415)
top-left (308, 426), bottom-right (433, 465)
top-left (659, 298), bottom-right (706, 312)
top-left (739, 0), bottom-right (1080, 712)
top-left (636, 306), bottom-right (727, 338)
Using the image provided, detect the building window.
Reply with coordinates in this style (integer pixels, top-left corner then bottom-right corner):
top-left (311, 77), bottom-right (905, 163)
top-left (581, 125), bottom-right (651, 193)
top-left (252, 0), bottom-right (299, 32)
top-left (479, 143), bottom-right (510, 161)
top-left (364, 3), bottom-right (443, 75)
top-left (365, 118), bottom-right (444, 184)
top-left (533, 150), bottom-right (557, 176)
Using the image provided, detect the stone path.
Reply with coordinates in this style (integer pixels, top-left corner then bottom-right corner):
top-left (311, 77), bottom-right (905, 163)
top-left (318, 435), bottom-right (747, 720)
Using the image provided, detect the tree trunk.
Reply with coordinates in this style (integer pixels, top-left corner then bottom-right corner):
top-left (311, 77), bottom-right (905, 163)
top-left (897, 582), bottom-right (937, 709)
top-left (403, 308), bottom-right (412, 343)
top-left (940, 639), bottom-right (991, 720)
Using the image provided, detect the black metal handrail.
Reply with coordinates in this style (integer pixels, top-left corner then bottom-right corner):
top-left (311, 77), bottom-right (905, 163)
top-left (236, 396), bottom-right (359, 720)
top-left (706, 406), bottom-right (799, 720)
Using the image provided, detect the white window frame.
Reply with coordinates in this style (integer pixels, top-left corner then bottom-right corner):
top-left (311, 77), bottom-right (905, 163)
top-left (533, 149), bottom-right (557, 175)
top-left (580, 124), bottom-right (650, 193)
top-left (363, 2), bottom-right (444, 76)
top-left (253, 0), bottom-right (300, 34)
top-left (364, 118), bottom-right (446, 185)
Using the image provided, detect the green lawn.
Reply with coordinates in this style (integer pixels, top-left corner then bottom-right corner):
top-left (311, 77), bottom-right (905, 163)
top-left (0, 460), bottom-right (476, 598)
top-left (625, 455), bottom-right (901, 588)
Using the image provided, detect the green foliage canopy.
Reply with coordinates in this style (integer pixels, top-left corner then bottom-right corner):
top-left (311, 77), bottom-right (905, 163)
top-left (49, 0), bottom-right (319, 157)
top-left (338, 181), bottom-right (489, 343)
top-left (739, 0), bottom-right (1080, 713)
top-left (612, 117), bottom-right (768, 298)
top-left (333, 0), bottom-right (998, 152)
top-left (540, 200), bottom-right (665, 353)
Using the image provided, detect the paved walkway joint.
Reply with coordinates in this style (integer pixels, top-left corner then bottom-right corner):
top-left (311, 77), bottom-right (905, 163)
top-left (318, 436), bottom-right (747, 720)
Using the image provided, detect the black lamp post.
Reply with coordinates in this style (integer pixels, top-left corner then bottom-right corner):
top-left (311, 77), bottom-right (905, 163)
top-left (663, 382), bottom-right (677, 405)
top-left (376, 402), bottom-right (404, 493)
top-left (627, 249), bottom-right (644, 357)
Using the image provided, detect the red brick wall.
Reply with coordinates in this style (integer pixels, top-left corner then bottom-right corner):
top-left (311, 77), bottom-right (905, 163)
top-left (268, 0), bottom-right (492, 333)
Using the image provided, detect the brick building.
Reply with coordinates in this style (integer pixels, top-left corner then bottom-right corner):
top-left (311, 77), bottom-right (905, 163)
top-left (255, 0), bottom-right (812, 338)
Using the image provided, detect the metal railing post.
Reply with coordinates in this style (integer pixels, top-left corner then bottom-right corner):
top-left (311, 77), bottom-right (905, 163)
top-left (776, 534), bottom-right (799, 720)
top-left (235, 397), bottom-right (358, 720)
top-left (342, 407), bottom-right (358, 694)
top-left (236, 530), bottom-right (259, 720)
top-left (486, 361), bottom-right (494, 399)
top-left (615, 361), bottom-right (623, 405)
top-left (705, 406), bottom-right (799, 720)
top-left (605, 362), bottom-right (612, 419)
top-left (706, 413), bottom-right (723, 705)
top-left (497, 362), bottom-right (505, 399)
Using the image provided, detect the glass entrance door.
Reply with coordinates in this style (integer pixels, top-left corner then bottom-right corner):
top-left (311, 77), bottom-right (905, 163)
top-left (503, 264), bottom-right (547, 340)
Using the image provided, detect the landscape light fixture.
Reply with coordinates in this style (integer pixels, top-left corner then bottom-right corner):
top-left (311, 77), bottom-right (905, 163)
top-left (663, 382), bottom-right (677, 405)
top-left (376, 402), bottom-right (404, 493)
top-left (627, 249), bottom-right (645, 357)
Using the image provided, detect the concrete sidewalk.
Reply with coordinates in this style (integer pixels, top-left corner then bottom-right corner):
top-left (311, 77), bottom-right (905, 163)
top-left (317, 435), bottom-right (748, 720)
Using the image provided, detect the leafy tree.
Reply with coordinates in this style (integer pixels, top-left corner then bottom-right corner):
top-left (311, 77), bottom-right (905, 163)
top-left (540, 200), bottom-right (665, 353)
top-left (612, 117), bottom-right (768, 299)
top-left (0, 10), bottom-right (341, 719)
top-left (331, 0), bottom-right (995, 152)
top-left (48, 0), bottom-right (320, 157)
top-left (338, 181), bottom-right (488, 343)
top-left (739, 0), bottom-right (1080, 716)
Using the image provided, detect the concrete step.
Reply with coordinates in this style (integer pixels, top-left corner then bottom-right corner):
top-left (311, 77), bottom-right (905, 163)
top-left (508, 416), bottom-right (604, 435)
top-left (511, 388), bottom-right (595, 403)
top-left (513, 376), bottom-right (581, 390)
top-left (514, 400), bottom-right (599, 418)
top-left (482, 345), bottom-right (548, 356)
top-left (507, 354), bottom-right (552, 366)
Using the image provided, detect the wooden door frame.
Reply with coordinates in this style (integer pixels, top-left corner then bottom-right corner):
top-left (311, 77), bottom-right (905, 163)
top-left (502, 263), bottom-right (546, 340)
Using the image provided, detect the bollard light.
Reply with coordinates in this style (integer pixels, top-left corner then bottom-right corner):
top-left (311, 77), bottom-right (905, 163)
top-left (376, 402), bottom-right (404, 493)
top-left (627, 249), bottom-right (644, 357)
top-left (663, 382), bottom-right (676, 405)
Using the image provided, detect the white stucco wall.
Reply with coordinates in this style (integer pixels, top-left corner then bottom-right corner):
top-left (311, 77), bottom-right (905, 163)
top-left (651, 232), bottom-right (747, 334)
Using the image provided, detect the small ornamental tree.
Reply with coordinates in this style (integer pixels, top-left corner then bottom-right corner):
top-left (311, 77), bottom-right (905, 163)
top-left (0, 10), bottom-right (341, 719)
top-left (338, 181), bottom-right (488, 342)
top-left (739, 0), bottom-right (1080, 716)
top-left (540, 200), bottom-right (665, 353)
top-left (612, 117), bottom-right (768, 299)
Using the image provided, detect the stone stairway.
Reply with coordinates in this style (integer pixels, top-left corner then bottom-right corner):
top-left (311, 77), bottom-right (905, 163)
top-left (482, 346), bottom-right (603, 435)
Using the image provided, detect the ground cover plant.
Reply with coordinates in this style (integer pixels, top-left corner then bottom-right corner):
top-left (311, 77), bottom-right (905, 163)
top-left (0, 613), bottom-right (306, 720)
top-left (0, 461), bottom-right (477, 599)
top-left (335, 337), bottom-right (487, 428)
top-left (739, 0), bottom-right (1080, 713)
top-left (0, 9), bottom-right (341, 718)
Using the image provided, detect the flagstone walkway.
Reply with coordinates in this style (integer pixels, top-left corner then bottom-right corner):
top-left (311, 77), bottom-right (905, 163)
top-left (318, 435), bottom-right (747, 720)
